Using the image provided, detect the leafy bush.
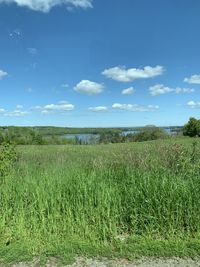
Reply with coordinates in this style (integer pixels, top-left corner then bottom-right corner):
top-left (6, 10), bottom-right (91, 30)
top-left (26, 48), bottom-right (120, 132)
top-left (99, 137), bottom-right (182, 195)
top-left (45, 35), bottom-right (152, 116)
top-left (130, 126), bottom-right (168, 142)
top-left (99, 132), bottom-right (125, 144)
top-left (0, 143), bottom-right (17, 183)
top-left (183, 117), bottom-right (200, 137)
top-left (99, 127), bottom-right (168, 144)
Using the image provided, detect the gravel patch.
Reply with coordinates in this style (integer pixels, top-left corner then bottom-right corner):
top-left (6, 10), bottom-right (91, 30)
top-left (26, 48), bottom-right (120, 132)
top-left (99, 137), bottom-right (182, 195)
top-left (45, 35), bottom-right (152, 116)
top-left (4, 257), bottom-right (200, 267)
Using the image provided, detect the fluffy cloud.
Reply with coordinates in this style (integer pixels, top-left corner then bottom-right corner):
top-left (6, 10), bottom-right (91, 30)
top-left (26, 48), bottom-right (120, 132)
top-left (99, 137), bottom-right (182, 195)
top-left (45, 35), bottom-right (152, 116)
top-left (184, 74), bottom-right (200, 84)
top-left (112, 103), bottom-right (159, 112)
top-left (16, 105), bottom-right (23, 109)
top-left (88, 106), bottom-right (108, 112)
top-left (149, 84), bottom-right (195, 96)
top-left (122, 87), bottom-right (135, 95)
top-left (33, 101), bottom-right (74, 114)
top-left (0, 108), bottom-right (28, 117)
top-left (0, 69), bottom-right (8, 80)
top-left (187, 101), bottom-right (200, 108)
top-left (0, 106), bottom-right (28, 117)
top-left (4, 110), bottom-right (28, 117)
top-left (74, 80), bottom-right (104, 95)
top-left (102, 65), bottom-right (164, 82)
top-left (44, 103), bottom-right (74, 111)
top-left (0, 0), bottom-right (93, 12)
top-left (0, 108), bottom-right (6, 113)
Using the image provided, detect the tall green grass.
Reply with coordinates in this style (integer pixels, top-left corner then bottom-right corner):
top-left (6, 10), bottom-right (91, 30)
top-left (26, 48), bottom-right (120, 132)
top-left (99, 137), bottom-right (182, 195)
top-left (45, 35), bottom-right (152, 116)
top-left (1, 139), bottom-right (200, 263)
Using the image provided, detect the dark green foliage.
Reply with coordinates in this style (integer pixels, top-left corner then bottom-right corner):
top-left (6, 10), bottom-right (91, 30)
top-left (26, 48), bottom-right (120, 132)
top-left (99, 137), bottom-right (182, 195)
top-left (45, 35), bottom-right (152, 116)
top-left (131, 126), bottom-right (168, 142)
top-left (30, 131), bottom-right (46, 145)
top-left (0, 143), bottom-right (17, 182)
top-left (0, 126), bottom-right (171, 145)
top-left (0, 126), bottom-right (182, 145)
top-left (99, 127), bottom-right (168, 143)
top-left (183, 117), bottom-right (200, 137)
top-left (99, 132), bottom-right (126, 144)
top-left (0, 127), bottom-right (76, 145)
top-left (0, 133), bottom-right (4, 145)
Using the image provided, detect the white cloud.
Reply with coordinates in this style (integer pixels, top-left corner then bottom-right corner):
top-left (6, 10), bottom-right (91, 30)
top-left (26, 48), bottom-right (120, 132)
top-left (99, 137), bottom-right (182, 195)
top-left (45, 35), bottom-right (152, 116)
top-left (0, 0), bottom-right (93, 12)
top-left (187, 101), bottom-right (200, 109)
top-left (149, 84), bottom-right (173, 96)
top-left (41, 110), bottom-right (51, 114)
top-left (184, 74), bottom-right (200, 84)
top-left (33, 105), bottom-right (42, 110)
top-left (102, 65), bottom-right (164, 82)
top-left (4, 110), bottom-right (28, 117)
top-left (33, 101), bottom-right (74, 114)
top-left (0, 69), bottom-right (8, 80)
top-left (122, 86), bottom-right (135, 95)
top-left (175, 88), bottom-right (195, 93)
top-left (112, 103), bottom-right (159, 112)
top-left (74, 80), bottom-right (104, 95)
top-left (88, 106), bottom-right (108, 112)
top-left (44, 103), bottom-right (74, 111)
top-left (0, 108), bottom-right (6, 113)
top-left (58, 100), bottom-right (69, 104)
top-left (5, 111), bottom-right (28, 117)
top-left (0, 106), bottom-right (28, 117)
top-left (27, 47), bottom-right (38, 56)
top-left (149, 84), bottom-right (195, 96)
top-left (16, 105), bottom-right (23, 109)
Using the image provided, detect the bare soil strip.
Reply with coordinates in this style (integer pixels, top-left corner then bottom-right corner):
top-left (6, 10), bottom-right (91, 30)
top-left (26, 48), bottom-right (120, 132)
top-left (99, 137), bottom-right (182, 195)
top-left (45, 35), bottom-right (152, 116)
top-left (6, 257), bottom-right (200, 267)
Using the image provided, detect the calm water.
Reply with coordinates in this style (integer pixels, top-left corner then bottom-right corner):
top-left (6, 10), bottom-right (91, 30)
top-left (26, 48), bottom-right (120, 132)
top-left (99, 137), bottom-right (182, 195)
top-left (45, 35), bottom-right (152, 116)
top-left (62, 133), bottom-right (100, 143)
top-left (62, 128), bottom-right (175, 143)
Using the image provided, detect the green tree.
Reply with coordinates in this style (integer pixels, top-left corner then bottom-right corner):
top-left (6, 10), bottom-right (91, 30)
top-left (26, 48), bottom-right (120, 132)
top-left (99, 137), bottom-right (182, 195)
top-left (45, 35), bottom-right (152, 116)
top-left (0, 132), bottom-right (4, 144)
top-left (183, 117), bottom-right (200, 137)
top-left (133, 127), bottom-right (168, 142)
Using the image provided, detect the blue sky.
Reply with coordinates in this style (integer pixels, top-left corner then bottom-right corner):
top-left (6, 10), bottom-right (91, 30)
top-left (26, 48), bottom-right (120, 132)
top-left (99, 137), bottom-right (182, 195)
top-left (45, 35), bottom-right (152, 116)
top-left (0, 0), bottom-right (200, 127)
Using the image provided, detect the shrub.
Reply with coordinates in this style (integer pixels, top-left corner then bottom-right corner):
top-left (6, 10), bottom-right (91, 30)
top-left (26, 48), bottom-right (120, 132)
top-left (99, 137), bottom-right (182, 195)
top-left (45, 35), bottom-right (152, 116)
top-left (0, 143), bottom-right (17, 183)
top-left (183, 117), bottom-right (200, 137)
top-left (133, 126), bottom-right (168, 142)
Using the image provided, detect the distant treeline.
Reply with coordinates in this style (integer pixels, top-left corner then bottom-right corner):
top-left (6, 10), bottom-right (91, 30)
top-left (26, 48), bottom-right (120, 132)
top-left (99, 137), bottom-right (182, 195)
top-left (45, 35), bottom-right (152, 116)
top-left (0, 125), bottom-right (182, 135)
top-left (99, 127), bottom-right (170, 144)
top-left (0, 126), bottom-right (126, 137)
top-left (0, 127), bottom-right (75, 145)
top-left (0, 125), bottom-right (183, 145)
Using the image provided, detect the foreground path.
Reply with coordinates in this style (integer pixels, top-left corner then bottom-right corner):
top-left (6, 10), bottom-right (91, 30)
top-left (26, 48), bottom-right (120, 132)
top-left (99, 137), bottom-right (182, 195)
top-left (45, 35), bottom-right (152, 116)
top-left (7, 257), bottom-right (200, 267)
top-left (66, 257), bottom-right (200, 267)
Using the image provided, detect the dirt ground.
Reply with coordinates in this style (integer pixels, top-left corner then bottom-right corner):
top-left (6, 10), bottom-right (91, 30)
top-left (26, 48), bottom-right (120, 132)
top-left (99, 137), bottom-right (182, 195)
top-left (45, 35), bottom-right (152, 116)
top-left (6, 257), bottom-right (200, 267)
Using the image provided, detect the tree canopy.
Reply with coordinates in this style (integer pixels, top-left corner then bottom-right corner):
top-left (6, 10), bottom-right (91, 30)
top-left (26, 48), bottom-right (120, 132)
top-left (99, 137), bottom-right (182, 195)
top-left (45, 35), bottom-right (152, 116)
top-left (183, 117), bottom-right (200, 137)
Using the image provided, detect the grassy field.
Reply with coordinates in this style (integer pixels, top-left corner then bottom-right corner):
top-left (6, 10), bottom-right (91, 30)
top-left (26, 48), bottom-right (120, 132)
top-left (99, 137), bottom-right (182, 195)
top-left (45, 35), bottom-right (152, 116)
top-left (1, 138), bottom-right (200, 265)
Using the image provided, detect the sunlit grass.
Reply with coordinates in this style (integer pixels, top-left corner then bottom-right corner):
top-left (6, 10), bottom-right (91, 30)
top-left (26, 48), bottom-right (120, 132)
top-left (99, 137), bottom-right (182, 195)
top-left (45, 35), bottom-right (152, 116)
top-left (1, 138), bottom-right (200, 264)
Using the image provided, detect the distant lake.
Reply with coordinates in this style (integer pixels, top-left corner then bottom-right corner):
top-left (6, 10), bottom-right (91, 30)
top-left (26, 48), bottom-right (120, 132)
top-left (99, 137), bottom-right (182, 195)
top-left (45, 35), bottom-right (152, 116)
top-left (62, 133), bottom-right (100, 144)
top-left (61, 128), bottom-right (176, 143)
top-left (121, 128), bottom-right (174, 136)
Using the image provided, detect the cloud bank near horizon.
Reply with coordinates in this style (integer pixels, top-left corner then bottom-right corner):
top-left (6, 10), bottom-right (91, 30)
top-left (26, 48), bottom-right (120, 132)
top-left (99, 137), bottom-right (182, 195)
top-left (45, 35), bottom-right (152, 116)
top-left (0, 0), bottom-right (93, 12)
